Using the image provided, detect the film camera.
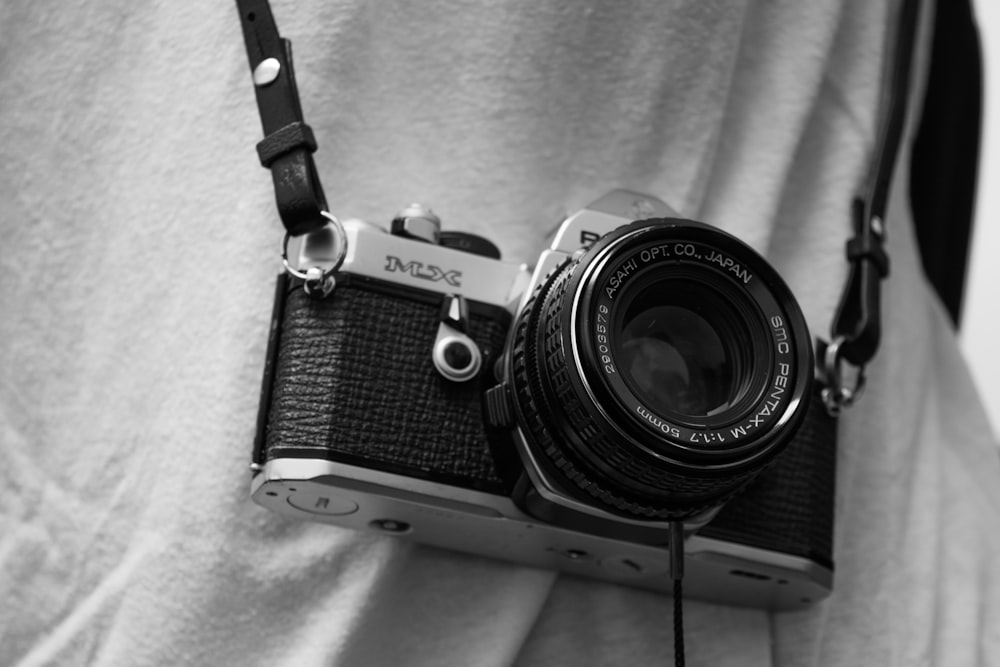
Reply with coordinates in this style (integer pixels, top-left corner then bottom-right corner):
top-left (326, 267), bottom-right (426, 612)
top-left (250, 190), bottom-right (835, 610)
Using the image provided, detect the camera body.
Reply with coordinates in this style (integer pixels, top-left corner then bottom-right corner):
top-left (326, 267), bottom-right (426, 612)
top-left (251, 191), bottom-right (836, 610)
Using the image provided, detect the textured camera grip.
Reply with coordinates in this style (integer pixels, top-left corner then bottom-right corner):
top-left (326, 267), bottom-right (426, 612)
top-left (698, 392), bottom-right (837, 568)
top-left (264, 281), bottom-right (511, 492)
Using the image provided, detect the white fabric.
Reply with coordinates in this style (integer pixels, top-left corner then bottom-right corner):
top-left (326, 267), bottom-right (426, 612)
top-left (1, 1), bottom-right (998, 665)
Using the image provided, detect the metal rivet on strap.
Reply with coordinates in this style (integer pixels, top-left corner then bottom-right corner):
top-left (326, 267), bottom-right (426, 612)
top-left (253, 58), bottom-right (281, 87)
top-left (870, 215), bottom-right (885, 238)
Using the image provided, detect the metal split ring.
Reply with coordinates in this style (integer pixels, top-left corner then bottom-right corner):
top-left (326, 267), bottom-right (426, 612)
top-left (820, 336), bottom-right (867, 416)
top-left (281, 211), bottom-right (347, 298)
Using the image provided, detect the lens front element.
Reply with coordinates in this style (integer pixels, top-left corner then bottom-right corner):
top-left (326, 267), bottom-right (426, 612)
top-left (616, 278), bottom-right (753, 421)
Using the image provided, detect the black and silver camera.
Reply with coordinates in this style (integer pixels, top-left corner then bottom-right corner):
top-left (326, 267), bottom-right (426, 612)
top-left (250, 190), bottom-right (835, 610)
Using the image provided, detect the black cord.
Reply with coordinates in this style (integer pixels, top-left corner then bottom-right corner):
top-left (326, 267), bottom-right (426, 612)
top-left (669, 522), bottom-right (686, 667)
top-left (673, 578), bottom-right (685, 667)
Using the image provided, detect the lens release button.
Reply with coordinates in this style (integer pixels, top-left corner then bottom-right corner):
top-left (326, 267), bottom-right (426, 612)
top-left (484, 383), bottom-right (514, 428)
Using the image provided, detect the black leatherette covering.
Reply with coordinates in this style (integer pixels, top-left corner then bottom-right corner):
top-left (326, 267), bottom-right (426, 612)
top-left (264, 280), bottom-right (511, 492)
top-left (699, 393), bottom-right (837, 568)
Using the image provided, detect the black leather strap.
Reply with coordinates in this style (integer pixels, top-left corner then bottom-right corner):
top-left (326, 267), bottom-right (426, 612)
top-left (236, 0), bottom-right (328, 236)
top-left (831, 0), bottom-right (920, 366)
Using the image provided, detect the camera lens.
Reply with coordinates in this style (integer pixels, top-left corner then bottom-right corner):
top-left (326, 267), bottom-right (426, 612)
top-left (507, 218), bottom-right (813, 520)
top-left (616, 278), bottom-right (751, 420)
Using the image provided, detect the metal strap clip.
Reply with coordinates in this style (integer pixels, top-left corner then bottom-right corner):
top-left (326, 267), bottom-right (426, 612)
top-left (281, 211), bottom-right (347, 298)
top-left (819, 336), bottom-right (867, 416)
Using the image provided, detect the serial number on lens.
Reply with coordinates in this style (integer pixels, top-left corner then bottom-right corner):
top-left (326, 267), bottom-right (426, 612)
top-left (595, 304), bottom-right (617, 375)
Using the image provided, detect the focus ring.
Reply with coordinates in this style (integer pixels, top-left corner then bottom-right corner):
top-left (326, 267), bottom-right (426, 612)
top-left (511, 262), bottom-right (733, 519)
top-left (537, 264), bottom-right (753, 512)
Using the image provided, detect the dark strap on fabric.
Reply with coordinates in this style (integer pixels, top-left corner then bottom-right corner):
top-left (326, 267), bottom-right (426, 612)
top-left (831, 0), bottom-right (920, 366)
top-left (235, 0), bottom-right (328, 236)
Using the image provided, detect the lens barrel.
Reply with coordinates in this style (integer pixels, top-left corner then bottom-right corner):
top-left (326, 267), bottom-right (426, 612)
top-left (509, 218), bottom-right (813, 520)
